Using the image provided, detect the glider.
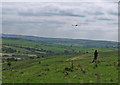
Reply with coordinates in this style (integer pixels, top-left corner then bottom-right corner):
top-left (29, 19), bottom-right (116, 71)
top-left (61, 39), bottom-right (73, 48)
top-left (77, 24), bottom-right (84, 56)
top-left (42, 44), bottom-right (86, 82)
top-left (72, 24), bottom-right (80, 26)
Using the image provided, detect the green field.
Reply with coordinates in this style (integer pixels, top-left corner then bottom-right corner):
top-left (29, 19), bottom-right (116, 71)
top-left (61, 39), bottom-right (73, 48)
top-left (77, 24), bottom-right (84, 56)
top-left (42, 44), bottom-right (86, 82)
top-left (2, 37), bottom-right (119, 83)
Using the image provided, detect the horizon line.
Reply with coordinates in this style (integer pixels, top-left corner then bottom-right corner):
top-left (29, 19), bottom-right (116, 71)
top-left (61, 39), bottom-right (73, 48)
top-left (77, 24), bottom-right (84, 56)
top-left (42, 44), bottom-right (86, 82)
top-left (1, 33), bottom-right (118, 42)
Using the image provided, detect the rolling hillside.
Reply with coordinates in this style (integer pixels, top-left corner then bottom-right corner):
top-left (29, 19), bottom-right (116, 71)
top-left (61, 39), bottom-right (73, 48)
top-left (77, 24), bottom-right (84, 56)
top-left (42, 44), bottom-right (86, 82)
top-left (1, 34), bottom-right (118, 83)
top-left (2, 34), bottom-right (118, 48)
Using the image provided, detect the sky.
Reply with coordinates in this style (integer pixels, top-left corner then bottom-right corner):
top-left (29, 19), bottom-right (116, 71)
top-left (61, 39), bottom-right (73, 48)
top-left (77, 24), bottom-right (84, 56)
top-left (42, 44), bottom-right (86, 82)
top-left (2, 1), bottom-right (118, 41)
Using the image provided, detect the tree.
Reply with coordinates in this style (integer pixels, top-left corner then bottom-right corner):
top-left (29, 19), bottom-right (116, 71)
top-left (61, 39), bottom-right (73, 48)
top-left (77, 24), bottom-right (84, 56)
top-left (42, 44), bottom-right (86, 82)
top-left (8, 62), bottom-right (11, 67)
top-left (39, 61), bottom-right (41, 64)
top-left (64, 50), bottom-right (69, 54)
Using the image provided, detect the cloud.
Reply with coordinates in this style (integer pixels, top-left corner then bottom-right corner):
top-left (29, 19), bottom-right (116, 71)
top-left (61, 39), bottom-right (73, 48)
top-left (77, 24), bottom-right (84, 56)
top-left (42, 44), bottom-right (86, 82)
top-left (109, 11), bottom-right (118, 16)
top-left (2, 2), bottom-right (118, 41)
top-left (97, 17), bottom-right (113, 21)
top-left (3, 19), bottom-right (66, 25)
top-left (18, 11), bottom-right (86, 17)
top-left (17, 4), bottom-right (86, 17)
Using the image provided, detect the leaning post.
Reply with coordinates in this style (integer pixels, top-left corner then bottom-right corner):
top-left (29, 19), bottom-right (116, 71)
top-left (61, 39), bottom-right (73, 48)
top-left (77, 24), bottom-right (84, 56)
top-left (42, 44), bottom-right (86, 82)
top-left (71, 60), bottom-right (74, 69)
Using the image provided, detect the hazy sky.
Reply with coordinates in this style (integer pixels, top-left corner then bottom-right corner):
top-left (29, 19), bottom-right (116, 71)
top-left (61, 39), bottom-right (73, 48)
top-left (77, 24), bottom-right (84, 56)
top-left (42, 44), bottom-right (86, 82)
top-left (2, 2), bottom-right (118, 41)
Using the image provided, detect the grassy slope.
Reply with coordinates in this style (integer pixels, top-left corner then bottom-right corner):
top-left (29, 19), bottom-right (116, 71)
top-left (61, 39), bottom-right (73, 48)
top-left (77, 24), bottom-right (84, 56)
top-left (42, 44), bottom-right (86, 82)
top-left (2, 38), bottom-right (116, 54)
top-left (2, 51), bottom-right (118, 83)
top-left (2, 38), bottom-right (118, 83)
top-left (2, 34), bottom-right (118, 48)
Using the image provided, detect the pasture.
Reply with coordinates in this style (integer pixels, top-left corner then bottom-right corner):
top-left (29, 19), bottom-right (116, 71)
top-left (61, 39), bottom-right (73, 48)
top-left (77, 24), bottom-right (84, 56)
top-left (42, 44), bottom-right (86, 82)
top-left (2, 37), bottom-right (118, 83)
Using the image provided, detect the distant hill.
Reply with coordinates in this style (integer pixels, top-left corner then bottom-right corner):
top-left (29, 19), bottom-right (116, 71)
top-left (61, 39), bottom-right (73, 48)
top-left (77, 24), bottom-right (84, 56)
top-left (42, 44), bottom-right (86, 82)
top-left (2, 34), bottom-right (118, 48)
